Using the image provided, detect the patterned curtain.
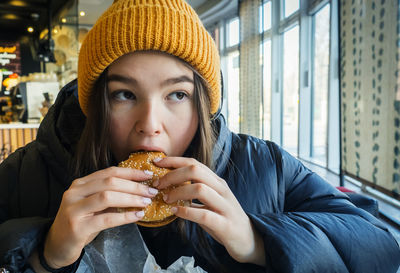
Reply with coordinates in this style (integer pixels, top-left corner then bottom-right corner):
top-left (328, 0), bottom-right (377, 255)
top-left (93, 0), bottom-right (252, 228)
top-left (239, 0), bottom-right (262, 137)
top-left (340, 0), bottom-right (400, 196)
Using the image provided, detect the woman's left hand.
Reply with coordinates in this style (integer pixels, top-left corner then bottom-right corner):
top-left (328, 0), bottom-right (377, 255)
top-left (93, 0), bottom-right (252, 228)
top-left (153, 156), bottom-right (265, 267)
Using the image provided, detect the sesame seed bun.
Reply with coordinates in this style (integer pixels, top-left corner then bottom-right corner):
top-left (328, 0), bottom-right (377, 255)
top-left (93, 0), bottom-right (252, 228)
top-left (118, 151), bottom-right (190, 227)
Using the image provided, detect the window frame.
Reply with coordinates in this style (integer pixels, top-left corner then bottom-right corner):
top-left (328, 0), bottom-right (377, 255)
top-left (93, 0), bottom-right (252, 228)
top-left (211, 0), bottom-right (340, 173)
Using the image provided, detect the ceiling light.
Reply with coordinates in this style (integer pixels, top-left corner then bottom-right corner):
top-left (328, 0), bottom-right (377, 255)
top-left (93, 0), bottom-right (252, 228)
top-left (27, 26), bottom-right (34, 33)
top-left (31, 13), bottom-right (40, 20)
top-left (61, 18), bottom-right (67, 23)
top-left (3, 14), bottom-right (18, 20)
top-left (9, 0), bottom-right (27, 7)
top-left (79, 11), bottom-right (85, 17)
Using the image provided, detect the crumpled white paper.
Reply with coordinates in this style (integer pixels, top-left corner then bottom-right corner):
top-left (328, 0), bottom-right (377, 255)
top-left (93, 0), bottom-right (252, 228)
top-left (77, 223), bottom-right (207, 273)
top-left (143, 253), bottom-right (207, 273)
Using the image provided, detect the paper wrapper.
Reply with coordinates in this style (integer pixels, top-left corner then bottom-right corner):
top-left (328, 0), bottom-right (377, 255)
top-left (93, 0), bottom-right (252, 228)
top-left (77, 223), bottom-right (207, 273)
top-left (143, 254), bottom-right (207, 273)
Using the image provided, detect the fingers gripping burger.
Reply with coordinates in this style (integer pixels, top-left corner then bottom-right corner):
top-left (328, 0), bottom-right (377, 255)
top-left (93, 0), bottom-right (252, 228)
top-left (118, 151), bottom-right (190, 227)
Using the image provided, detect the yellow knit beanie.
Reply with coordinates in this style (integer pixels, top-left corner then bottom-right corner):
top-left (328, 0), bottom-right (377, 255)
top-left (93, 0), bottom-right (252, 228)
top-left (78, 0), bottom-right (221, 116)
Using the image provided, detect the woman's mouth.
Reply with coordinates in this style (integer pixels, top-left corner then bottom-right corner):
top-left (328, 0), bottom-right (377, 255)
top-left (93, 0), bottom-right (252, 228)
top-left (133, 145), bottom-right (165, 154)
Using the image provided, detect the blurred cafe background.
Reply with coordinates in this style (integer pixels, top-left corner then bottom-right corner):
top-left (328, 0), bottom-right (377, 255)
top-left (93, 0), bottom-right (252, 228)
top-left (0, 0), bottom-right (399, 260)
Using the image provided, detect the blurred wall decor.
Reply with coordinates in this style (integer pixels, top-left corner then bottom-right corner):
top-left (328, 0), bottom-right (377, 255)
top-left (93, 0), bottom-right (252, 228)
top-left (0, 42), bottom-right (21, 93)
top-left (340, 0), bottom-right (400, 196)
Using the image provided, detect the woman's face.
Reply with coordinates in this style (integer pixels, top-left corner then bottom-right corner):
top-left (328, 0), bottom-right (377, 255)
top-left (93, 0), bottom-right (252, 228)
top-left (107, 51), bottom-right (199, 162)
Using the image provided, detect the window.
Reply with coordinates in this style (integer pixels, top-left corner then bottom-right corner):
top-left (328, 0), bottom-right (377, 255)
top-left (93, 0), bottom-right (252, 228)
top-left (259, 1), bottom-right (271, 33)
top-left (227, 17), bottom-right (240, 47)
top-left (259, 0), bottom-right (272, 139)
top-left (226, 51), bottom-right (240, 133)
top-left (262, 39), bottom-right (272, 139)
top-left (283, 0), bottom-right (299, 18)
top-left (217, 16), bottom-right (240, 134)
top-left (215, 0), bottom-right (339, 172)
top-left (311, 4), bottom-right (331, 165)
top-left (282, 25), bottom-right (299, 155)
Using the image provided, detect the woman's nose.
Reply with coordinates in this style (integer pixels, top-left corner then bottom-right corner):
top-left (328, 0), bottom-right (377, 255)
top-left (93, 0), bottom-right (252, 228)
top-left (135, 101), bottom-right (162, 136)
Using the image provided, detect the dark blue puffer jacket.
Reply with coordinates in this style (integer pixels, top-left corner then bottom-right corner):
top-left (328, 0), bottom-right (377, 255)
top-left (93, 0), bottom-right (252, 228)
top-left (0, 80), bottom-right (399, 273)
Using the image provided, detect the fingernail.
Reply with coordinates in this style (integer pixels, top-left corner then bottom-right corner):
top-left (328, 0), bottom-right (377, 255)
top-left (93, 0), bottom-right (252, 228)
top-left (152, 179), bottom-right (159, 187)
top-left (144, 170), bottom-right (153, 176)
top-left (143, 197), bottom-right (152, 204)
top-left (136, 211), bottom-right (145, 218)
top-left (171, 207), bottom-right (178, 214)
top-left (153, 157), bottom-right (162, 163)
top-left (148, 187), bottom-right (158, 195)
top-left (163, 194), bottom-right (168, 202)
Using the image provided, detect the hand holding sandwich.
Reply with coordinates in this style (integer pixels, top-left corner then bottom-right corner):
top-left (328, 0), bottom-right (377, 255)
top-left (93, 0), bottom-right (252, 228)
top-left (153, 156), bottom-right (266, 267)
top-left (42, 167), bottom-right (157, 268)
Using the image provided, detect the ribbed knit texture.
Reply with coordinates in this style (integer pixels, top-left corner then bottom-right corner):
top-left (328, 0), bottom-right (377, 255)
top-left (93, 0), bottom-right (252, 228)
top-left (78, 0), bottom-right (221, 116)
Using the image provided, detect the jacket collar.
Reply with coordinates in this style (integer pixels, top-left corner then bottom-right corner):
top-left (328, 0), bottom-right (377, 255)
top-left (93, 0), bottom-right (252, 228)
top-left (35, 79), bottom-right (85, 186)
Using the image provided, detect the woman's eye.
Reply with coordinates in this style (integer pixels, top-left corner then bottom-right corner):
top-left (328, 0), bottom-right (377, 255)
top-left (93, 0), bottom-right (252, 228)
top-left (168, 91), bottom-right (188, 101)
top-left (111, 90), bottom-right (136, 101)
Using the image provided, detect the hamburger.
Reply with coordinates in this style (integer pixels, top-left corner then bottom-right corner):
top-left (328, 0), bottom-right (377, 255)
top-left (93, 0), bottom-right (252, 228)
top-left (118, 151), bottom-right (190, 227)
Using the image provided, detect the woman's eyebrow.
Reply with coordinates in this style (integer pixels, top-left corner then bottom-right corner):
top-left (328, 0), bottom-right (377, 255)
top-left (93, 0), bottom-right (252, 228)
top-left (106, 74), bottom-right (194, 86)
top-left (160, 75), bottom-right (194, 87)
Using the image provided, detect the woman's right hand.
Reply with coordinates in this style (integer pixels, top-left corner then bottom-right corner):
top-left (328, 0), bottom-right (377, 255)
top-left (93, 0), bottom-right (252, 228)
top-left (42, 166), bottom-right (157, 268)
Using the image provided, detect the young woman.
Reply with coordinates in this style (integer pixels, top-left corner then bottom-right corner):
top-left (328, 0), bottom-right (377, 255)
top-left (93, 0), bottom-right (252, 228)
top-left (1, 0), bottom-right (399, 272)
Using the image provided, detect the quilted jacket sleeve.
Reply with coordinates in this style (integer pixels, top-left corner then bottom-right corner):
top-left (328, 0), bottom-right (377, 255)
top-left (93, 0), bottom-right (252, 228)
top-left (0, 148), bottom-right (52, 272)
top-left (248, 145), bottom-right (400, 273)
top-left (0, 81), bottom-right (84, 273)
top-left (0, 217), bottom-right (52, 272)
top-left (0, 147), bottom-right (81, 273)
